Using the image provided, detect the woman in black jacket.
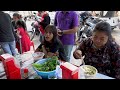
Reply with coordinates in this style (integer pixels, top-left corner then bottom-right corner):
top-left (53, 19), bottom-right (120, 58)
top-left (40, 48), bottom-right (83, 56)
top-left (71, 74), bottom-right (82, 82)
top-left (35, 25), bottom-right (67, 61)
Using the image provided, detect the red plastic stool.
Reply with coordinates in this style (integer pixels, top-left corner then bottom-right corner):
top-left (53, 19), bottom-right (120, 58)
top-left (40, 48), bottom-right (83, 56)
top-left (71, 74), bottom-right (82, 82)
top-left (30, 41), bottom-right (35, 51)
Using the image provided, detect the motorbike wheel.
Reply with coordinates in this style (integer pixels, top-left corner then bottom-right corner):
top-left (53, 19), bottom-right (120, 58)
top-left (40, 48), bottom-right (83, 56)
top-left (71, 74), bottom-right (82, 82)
top-left (28, 28), bottom-right (36, 41)
top-left (35, 27), bottom-right (40, 36)
top-left (31, 28), bottom-right (36, 41)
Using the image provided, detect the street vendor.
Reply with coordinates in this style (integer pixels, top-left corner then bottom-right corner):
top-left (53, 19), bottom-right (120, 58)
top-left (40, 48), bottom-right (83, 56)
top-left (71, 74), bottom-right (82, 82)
top-left (73, 21), bottom-right (120, 79)
top-left (35, 25), bottom-right (67, 61)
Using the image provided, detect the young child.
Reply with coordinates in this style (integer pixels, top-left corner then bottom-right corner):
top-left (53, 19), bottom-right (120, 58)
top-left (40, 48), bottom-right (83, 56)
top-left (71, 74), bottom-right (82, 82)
top-left (16, 20), bottom-right (31, 53)
top-left (35, 25), bottom-right (67, 61)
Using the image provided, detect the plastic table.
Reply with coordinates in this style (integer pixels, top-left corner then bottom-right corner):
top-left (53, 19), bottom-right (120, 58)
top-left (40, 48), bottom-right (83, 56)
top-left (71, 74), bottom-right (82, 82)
top-left (96, 73), bottom-right (114, 79)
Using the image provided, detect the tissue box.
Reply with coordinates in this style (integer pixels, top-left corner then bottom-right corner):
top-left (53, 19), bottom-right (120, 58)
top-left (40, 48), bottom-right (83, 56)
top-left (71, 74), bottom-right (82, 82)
top-left (60, 62), bottom-right (79, 79)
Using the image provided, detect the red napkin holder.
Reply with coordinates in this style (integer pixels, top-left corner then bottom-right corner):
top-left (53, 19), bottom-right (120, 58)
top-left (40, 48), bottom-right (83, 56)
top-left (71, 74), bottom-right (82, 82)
top-left (60, 62), bottom-right (79, 79)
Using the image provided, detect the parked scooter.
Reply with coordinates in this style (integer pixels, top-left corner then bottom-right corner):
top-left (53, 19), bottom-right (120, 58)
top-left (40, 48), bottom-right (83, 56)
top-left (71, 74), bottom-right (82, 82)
top-left (92, 11), bottom-right (119, 30)
top-left (30, 13), bottom-right (42, 40)
top-left (77, 12), bottom-right (102, 43)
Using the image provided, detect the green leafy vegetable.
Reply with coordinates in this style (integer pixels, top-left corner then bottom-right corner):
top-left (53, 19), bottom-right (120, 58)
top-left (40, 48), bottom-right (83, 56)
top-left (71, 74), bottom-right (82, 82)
top-left (32, 56), bottom-right (59, 72)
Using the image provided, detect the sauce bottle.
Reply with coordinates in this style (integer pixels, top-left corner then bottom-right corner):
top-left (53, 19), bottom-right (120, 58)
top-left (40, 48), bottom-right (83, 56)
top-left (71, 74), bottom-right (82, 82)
top-left (23, 68), bottom-right (29, 79)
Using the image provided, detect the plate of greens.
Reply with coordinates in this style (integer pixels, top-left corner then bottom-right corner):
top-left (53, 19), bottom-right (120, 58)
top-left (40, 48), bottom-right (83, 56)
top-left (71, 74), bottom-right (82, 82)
top-left (32, 56), bottom-right (59, 79)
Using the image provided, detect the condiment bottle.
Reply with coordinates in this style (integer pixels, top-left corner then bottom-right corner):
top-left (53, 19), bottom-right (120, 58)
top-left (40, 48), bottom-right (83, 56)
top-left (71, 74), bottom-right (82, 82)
top-left (23, 68), bottom-right (29, 79)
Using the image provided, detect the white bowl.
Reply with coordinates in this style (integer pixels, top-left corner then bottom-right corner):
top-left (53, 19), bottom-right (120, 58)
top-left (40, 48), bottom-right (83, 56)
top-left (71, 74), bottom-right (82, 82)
top-left (32, 52), bottom-right (44, 61)
top-left (80, 65), bottom-right (98, 79)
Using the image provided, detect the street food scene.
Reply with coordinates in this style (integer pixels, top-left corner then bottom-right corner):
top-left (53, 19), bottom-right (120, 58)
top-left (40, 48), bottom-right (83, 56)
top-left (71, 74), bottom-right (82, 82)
top-left (0, 11), bottom-right (120, 79)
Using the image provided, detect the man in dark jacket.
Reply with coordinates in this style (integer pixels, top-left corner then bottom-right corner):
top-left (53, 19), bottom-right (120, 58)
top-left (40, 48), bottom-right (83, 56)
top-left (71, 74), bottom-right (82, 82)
top-left (0, 11), bottom-right (17, 56)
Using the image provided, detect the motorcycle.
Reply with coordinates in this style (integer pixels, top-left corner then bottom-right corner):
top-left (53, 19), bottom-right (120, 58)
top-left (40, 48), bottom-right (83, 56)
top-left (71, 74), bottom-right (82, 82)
top-left (30, 13), bottom-right (42, 41)
top-left (77, 13), bottom-right (102, 43)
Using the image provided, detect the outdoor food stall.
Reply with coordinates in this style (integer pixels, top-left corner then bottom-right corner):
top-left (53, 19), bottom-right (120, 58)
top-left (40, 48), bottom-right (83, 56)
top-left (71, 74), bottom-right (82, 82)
top-left (0, 51), bottom-right (114, 79)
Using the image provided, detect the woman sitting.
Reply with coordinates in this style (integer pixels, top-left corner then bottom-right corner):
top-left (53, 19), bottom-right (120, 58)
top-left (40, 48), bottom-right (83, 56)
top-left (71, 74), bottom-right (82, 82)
top-left (73, 21), bottom-right (120, 79)
top-left (35, 25), bottom-right (67, 61)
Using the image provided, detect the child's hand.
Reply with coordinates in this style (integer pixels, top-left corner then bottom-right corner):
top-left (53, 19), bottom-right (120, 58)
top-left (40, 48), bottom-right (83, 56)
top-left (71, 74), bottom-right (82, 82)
top-left (54, 51), bottom-right (59, 56)
top-left (47, 52), bottom-right (58, 58)
top-left (47, 52), bottom-right (54, 57)
top-left (42, 45), bottom-right (47, 57)
top-left (16, 30), bottom-right (22, 38)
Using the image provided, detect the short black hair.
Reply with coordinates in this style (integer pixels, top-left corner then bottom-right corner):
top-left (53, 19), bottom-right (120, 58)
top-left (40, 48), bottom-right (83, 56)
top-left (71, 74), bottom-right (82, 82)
top-left (16, 20), bottom-right (26, 30)
top-left (13, 13), bottom-right (20, 19)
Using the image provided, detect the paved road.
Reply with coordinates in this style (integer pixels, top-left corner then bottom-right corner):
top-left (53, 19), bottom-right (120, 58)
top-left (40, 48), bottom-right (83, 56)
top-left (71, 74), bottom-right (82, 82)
top-left (112, 28), bottom-right (120, 45)
top-left (26, 20), bottom-right (34, 32)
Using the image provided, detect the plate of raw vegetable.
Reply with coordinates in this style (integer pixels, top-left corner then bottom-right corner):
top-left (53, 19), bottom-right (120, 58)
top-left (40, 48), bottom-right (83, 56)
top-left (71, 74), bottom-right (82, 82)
top-left (32, 56), bottom-right (59, 79)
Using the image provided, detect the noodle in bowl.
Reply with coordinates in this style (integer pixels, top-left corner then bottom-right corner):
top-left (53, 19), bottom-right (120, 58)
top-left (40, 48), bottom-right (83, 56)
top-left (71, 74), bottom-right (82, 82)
top-left (80, 65), bottom-right (98, 79)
